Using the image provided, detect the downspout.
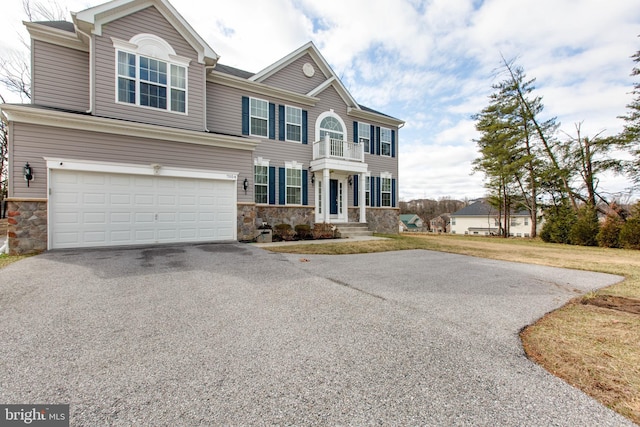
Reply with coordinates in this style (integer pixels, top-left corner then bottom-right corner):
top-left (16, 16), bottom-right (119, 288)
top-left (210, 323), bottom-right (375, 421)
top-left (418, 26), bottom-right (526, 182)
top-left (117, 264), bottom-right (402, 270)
top-left (75, 27), bottom-right (94, 114)
top-left (203, 63), bottom-right (217, 132)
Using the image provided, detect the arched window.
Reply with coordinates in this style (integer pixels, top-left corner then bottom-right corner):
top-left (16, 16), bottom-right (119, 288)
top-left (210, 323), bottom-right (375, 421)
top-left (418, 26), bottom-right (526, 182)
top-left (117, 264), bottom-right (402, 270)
top-left (316, 111), bottom-right (347, 141)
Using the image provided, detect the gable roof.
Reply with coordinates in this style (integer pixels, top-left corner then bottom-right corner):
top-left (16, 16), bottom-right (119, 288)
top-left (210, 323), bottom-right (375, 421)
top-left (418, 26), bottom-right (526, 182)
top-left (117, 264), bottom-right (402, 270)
top-left (452, 200), bottom-right (529, 217)
top-left (35, 21), bottom-right (75, 32)
top-left (72, 0), bottom-right (218, 65)
top-left (250, 41), bottom-right (360, 109)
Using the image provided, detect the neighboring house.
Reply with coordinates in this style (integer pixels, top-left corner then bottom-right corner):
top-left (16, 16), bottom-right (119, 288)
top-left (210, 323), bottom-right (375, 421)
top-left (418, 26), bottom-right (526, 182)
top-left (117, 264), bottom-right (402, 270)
top-left (430, 213), bottom-right (450, 233)
top-left (450, 200), bottom-right (538, 237)
top-left (399, 214), bottom-right (424, 232)
top-left (1, 0), bottom-right (403, 254)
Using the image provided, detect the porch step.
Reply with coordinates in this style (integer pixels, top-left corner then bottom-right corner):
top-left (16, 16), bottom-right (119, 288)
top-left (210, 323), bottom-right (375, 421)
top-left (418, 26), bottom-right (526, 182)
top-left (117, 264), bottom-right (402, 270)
top-left (332, 223), bottom-right (373, 238)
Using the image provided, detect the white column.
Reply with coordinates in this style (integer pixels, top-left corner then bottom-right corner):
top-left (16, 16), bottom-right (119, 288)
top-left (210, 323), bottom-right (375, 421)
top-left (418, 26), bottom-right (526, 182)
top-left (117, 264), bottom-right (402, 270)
top-left (359, 173), bottom-right (366, 223)
top-left (322, 169), bottom-right (330, 223)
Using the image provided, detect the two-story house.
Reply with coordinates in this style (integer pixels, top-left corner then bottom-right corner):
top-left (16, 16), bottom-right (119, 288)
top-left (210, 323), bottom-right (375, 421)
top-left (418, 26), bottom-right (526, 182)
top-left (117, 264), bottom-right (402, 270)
top-left (1, 0), bottom-right (403, 255)
top-left (450, 199), bottom-right (539, 237)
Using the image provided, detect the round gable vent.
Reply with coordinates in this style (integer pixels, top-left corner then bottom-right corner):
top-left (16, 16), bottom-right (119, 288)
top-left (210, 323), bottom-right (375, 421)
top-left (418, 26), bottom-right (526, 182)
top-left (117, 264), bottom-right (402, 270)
top-left (303, 62), bottom-right (315, 78)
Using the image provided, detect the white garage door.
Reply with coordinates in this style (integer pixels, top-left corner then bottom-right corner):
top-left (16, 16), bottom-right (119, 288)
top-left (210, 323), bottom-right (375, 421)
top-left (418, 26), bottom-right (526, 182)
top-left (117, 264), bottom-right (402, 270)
top-left (50, 169), bottom-right (236, 249)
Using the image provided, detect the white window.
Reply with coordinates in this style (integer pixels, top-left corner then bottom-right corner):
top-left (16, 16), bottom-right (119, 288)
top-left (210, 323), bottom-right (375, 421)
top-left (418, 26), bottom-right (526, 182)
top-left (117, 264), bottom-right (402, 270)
top-left (452, 218), bottom-right (456, 226)
top-left (286, 167), bottom-right (302, 205)
top-left (286, 106), bottom-right (302, 142)
top-left (365, 176), bottom-right (371, 206)
top-left (319, 116), bottom-right (344, 140)
top-left (358, 122), bottom-right (370, 152)
top-left (254, 163), bottom-right (268, 204)
top-left (510, 218), bottom-right (518, 227)
top-left (524, 217), bottom-right (529, 226)
top-left (250, 98), bottom-right (269, 137)
top-left (114, 35), bottom-right (187, 114)
top-left (381, 127), bottom-right (392, 156)
top-left (381, 176), bottom-right (391, 207)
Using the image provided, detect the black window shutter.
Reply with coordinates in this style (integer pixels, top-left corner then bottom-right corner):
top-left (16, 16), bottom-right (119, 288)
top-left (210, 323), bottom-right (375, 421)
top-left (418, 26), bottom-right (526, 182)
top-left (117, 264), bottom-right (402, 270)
top-left (269, 103), bottom-right (276, 140)
top-left (353, 175), bottom-right (359, 207)
top-left (241, 96), bottom-right (249, 135)
top-left (370, 125), bottom-right (375, 154)
top-left (302, 169), bottom-right (308, 205)
top-left (302, 111), bottom-right (308, 144)
top-left (279, 105), bottom-right (285, 141)
top-left (279, 167), bottom-right (286, 204)
top-left (391, 129), bottom-right (396, 158)
top-left (268, 166), bottom-right (276, 205)
top-left (392, 178), bottom-right (396, 207)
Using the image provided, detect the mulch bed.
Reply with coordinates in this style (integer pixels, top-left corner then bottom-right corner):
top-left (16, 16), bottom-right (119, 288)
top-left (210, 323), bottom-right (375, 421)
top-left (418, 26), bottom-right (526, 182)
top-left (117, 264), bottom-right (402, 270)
top-left (582, 295), bottom-right (640, 315)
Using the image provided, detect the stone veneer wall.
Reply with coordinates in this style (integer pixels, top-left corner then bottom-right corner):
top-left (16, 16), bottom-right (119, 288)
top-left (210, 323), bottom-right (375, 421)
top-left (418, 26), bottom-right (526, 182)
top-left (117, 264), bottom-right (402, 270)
top-left (237, 203), bottom-right (257, 241)
top-left (352, 207), bottom-right (399, 234)
top-left (6, 199), bottom-right (48, 255)
top-left (237, 205), bottom-right (316, 241)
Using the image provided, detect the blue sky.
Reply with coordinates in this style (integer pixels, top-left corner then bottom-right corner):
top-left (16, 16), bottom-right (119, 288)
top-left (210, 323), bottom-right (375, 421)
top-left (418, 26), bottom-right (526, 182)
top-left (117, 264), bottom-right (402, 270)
top-left (1, 0), bottom-right (639, 201)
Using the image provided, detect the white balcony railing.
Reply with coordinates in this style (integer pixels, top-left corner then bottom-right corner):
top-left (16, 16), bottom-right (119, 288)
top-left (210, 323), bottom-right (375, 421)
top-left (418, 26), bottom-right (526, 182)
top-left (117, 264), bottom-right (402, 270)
top-left (313, 135), bottom-right (364, 162)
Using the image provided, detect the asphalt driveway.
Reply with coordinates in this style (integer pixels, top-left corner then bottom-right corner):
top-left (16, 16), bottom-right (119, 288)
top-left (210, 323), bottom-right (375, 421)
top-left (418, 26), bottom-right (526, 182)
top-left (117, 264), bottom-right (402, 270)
top-left (0, 243), bottom-right (633, 426)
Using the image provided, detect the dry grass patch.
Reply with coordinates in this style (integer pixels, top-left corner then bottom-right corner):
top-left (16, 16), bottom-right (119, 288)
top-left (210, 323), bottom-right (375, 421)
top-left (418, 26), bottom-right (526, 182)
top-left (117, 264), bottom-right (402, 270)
top-left (522, 303), bottom-right (640, 424)
top-left (264, 233), bottom-right (640, 423)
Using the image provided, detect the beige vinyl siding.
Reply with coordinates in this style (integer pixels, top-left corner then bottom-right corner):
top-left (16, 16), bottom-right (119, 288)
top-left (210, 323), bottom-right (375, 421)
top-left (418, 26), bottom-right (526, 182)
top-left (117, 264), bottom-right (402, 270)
top-left (32, 40), bottom-right (89, 112)
top-left (93, 6), bottom-right (205, 131)
top-left (261, 54), bottom-right (328, 95)
top-left (206, 82), bottom-right (241, 136)
top-left (10, 122), bottom-right (253, 202)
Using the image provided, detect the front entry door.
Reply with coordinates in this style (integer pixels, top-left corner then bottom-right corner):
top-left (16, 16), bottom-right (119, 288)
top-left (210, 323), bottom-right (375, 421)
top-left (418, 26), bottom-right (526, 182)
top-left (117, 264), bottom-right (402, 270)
top-left (330, 179), bottom-right (338, 215)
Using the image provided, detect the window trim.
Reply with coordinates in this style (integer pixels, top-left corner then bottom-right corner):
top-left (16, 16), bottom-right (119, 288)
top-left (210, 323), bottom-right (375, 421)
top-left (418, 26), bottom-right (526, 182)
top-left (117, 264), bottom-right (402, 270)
top-left (113, 35), bottom-right (189, 115)
top-left (285, 105), bottom-right (302, 143)
top-left (249, 97), bottom-right (269, 137)
top-left (285, 162), bottom-right (303, 205)
top-left (358, 122), bottom-right (371, 153)
top-left (380, 127), bottom-right (392, 157)
top-left (254, 158), bottom-right (270, 205)
top-left (315, 110), bottom-right (347, 142)
top-left (381, 175), bottom-right (392, 207)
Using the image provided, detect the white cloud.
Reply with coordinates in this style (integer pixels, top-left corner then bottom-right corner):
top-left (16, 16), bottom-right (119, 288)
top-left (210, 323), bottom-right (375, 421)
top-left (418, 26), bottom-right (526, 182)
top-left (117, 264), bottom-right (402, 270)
top-left (0, 0), bottom-right (638, 200)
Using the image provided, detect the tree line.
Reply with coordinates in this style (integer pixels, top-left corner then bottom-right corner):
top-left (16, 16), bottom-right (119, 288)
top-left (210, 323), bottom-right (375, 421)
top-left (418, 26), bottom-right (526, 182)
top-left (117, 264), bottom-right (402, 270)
top-left (472, 44), bottom-right (640, 249)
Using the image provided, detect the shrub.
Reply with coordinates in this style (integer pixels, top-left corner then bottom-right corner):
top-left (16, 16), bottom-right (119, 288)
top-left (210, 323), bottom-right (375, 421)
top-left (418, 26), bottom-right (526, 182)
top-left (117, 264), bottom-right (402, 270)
top-left (540, 203), bottom-right (577, 244)
top-left (597, 213), bottom-right (624, 248)
top-left (568, 206), bottom-right (599, 246)
top-left (312, 222), bottom-right (334, 239)
top-left (620, 217), bottom-right (640, 250)
top-left (294, 224), bottom-right (312, 240)
top-left (273, 223), bottom-right (295, 241)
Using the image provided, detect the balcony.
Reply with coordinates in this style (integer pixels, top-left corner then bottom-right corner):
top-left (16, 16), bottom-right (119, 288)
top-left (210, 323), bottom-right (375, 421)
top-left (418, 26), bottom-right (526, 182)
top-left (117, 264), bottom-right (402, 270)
top-left (313, 135), bottom-right (364, 162)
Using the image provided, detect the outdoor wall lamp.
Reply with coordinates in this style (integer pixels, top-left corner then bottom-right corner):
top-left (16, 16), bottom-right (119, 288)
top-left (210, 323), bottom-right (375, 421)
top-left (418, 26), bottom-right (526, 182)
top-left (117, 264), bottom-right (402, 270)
top-left (23, 162), bottom-right (33, 187)
top-left (308, 166), bottom-right (315, 184)
top-left (348, 175), bottom-right (353, 187)
top-left (243, 177), bottom-right (249, 193)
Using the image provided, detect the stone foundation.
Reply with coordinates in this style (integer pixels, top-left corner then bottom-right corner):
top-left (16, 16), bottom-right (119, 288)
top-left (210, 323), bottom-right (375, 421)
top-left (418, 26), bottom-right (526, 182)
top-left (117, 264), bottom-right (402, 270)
top-left (355, 207), bottom-right (399, 234)
top-left (6, 198), bottom-right (48, 255)
top-left (255, 206), bottom-right (315, 229)
top-left (237, 203), bottom-right (257, 241)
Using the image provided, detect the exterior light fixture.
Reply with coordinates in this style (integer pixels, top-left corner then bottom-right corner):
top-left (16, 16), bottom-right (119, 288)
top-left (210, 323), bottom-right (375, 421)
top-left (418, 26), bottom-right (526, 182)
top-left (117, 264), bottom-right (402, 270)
top-left (23, 162), bottom-right (33, 187)
top-left (309, 166), bottom-right (315, 184)
top-left (348, 175), bottom-right (353, 187)
top-left (243, 177), bottom-right (249, 193)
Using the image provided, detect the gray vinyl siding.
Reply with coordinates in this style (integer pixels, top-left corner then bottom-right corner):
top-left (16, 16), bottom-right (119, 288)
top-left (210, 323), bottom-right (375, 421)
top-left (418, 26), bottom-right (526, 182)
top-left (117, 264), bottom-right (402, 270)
top-left (205, 82), bottom-right (398, 207)
top-left (206, 82), bottom-right (241, 136)
top-left (307, 86), bottom-right (351, 143)
top-left (261, 53), bottom-right (328, 95)
top-left (93, 6), bottom-right (205, 131)
top-left (32, 40), bottom-right (89, 112)
top-left (10, 122), bottom-right (253, 202)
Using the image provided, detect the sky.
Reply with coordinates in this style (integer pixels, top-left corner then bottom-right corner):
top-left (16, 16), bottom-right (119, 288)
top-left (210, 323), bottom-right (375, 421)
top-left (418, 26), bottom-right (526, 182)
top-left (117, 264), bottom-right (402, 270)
top-left (1, 0), bottom-right (639, 202)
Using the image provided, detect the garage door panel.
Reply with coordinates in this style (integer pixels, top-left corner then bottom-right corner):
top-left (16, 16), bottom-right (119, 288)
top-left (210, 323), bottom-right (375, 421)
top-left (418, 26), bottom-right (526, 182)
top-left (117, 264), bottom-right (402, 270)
top-left (50, 170), bottom-right (236, 249)
top-left (83, 212), bottom-right (106, 224)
